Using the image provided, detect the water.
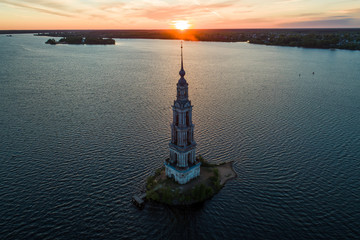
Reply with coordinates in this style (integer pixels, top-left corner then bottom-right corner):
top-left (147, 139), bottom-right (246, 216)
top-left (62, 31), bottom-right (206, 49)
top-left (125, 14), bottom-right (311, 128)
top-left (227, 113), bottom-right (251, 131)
top-left (0, 34), bottom-right (359, 239)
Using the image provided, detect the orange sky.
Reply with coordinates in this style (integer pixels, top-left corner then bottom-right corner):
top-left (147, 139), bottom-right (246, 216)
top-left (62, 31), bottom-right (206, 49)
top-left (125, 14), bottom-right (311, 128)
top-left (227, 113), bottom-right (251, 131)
top-left (1, 0), bottom-right (360, 30)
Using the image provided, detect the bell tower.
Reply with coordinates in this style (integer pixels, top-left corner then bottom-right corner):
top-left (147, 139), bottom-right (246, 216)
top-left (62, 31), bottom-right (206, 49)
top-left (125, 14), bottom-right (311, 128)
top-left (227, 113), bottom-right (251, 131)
top-left (165, 42), bottom-right (200, 184)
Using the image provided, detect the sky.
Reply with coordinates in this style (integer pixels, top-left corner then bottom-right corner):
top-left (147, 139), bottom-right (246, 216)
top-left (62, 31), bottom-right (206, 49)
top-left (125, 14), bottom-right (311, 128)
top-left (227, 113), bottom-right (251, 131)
top-left (0, 0), bottom-right (360, 30)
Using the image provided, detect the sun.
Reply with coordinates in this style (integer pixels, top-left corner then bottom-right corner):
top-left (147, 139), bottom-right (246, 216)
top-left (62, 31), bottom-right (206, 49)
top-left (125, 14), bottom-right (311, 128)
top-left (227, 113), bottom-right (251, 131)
top-left (173, 20), bottom-right (190, 30)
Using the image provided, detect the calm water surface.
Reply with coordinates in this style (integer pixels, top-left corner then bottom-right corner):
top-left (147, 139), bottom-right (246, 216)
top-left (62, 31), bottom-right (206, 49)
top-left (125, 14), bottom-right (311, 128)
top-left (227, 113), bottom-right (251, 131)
top-left (0, 35), bottom-right (360, 239)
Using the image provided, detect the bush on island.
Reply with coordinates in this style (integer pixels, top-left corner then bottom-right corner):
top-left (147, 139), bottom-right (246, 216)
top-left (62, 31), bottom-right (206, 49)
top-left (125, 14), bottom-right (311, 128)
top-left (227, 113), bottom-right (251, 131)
top-left (146, 175), bottom-right (156, 190)
top-left (45, 39), bottom-right (56, 45)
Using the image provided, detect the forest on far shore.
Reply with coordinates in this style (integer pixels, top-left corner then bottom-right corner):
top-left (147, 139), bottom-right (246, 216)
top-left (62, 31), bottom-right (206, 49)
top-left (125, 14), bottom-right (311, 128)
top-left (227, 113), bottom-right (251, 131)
top-left (2, 29), bottom-right (359, 50)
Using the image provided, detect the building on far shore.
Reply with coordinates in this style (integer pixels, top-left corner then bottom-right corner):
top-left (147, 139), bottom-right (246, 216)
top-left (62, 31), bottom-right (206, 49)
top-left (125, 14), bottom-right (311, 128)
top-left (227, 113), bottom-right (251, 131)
top-left (164, 42), bottom-right (201, 184)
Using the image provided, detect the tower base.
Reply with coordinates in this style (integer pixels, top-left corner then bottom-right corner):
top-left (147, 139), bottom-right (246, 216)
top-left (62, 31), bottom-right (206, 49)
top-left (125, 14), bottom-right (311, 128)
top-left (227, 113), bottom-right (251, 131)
top-left (164, 161), bottom-right (201, 184)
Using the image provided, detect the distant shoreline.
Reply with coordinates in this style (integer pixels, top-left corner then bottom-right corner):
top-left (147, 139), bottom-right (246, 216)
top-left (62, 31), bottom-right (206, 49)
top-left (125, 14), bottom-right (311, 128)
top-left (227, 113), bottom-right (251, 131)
top-left (2, 29), bottom-right (360, 50)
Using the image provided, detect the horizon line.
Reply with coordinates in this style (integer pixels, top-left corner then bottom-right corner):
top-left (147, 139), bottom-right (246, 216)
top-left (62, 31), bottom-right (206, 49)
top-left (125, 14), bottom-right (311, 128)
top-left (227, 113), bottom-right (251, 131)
top-left (1, 27), bottom-right (360, 32)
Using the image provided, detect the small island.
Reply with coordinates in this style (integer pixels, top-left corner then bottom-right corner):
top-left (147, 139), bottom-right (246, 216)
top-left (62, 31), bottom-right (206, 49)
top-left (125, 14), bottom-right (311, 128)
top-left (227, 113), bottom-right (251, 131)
top-left (45, 36), bottom-right (115, 45)
top-left (145, 156), bottom-right (237, 205)
top-left (132, 43), bottom-right (237, 208)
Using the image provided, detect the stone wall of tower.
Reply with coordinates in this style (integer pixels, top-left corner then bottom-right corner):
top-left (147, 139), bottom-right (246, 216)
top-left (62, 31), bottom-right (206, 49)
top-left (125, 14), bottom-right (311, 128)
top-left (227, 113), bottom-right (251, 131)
top-left (170, 101), bottom-right (196, 167)
top-left (177, 83), bottom-right (188, 101)
top-left (171, 107), bottom-right (194, 145)
top-left (165, 163), bottom-right (200, 184)
top-left (169, 148), bottom-right (196, 167)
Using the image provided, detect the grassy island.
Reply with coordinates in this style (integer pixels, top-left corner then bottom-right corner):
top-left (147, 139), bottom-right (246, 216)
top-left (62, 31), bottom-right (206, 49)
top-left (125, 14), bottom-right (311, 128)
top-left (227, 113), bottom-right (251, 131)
top-left (45, 36), bottom-right (115, 45)
top-left (145, 156), bottom-right (237, 205)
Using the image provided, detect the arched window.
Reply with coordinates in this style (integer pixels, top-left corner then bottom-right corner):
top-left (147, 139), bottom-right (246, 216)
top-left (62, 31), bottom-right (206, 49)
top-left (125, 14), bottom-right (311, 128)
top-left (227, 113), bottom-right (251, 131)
top-left (187, 130), bottom-right (191, 145)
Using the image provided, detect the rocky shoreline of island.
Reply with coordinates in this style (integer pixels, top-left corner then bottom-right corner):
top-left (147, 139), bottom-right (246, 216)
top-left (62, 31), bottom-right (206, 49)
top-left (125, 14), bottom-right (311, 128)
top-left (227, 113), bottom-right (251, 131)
top-left (145, 156), bottom-right (237, 206)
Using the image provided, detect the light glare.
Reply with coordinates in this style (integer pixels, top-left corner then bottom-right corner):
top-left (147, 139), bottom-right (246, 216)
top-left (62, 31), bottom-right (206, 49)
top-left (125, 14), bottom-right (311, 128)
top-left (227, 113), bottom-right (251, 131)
top-left (173, 20), bottom-right (190, 30)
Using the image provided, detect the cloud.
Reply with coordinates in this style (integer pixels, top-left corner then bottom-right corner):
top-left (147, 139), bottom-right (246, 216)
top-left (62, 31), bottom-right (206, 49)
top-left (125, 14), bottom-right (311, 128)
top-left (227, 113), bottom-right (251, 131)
top-left (0, 0), bottom-right (128, 23)
top-left (0, 0), bottom-right (74, 17)
top-left (19, 0), bottom-right (71, 10)
top-left (295, 12), bottom-right (324, 17)
top-left (345, 8), bottom-right (360, 14)
top-left (131, 1), bottom-right (237, 21)
top-left (1, 0), bottom-right (358, 29)
top-left (280, 17), bottom-right (360, 28)
top-left (233, 10), bottom-right (253, 14)
top-left (0, 0), bottom-right (254, 28)
top-left (275, 0), bottom-right (300, 3)
top-left (98, 3), bottom-right (125, 14)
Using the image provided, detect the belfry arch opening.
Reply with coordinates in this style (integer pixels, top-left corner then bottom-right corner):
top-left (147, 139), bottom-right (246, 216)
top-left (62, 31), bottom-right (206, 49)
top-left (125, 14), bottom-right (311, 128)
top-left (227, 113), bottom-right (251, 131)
top-left (175, 114), bottom-right (179, 126)
top-left (187, 130), bottom-right (191, 145)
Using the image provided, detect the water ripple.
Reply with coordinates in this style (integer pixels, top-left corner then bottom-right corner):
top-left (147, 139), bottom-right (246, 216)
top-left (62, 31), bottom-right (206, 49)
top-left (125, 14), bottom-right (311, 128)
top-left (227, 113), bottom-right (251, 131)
top-left (0, 36), bottom-right (359, 240)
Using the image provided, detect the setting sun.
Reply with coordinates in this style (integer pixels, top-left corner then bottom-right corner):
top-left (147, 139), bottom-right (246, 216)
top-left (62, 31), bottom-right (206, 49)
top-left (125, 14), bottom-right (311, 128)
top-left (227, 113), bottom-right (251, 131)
top-left (173, 21), bottom-right (190, 30)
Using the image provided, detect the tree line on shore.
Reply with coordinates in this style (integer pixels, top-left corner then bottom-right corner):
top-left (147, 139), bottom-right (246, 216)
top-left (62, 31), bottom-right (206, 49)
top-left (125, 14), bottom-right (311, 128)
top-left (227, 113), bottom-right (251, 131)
top-left (38, 29), bottom-right (360, 50)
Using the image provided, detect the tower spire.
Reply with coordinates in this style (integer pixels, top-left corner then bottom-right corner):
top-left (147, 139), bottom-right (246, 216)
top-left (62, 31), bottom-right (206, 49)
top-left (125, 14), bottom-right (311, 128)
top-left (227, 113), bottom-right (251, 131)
top-left (181, 41), bottom-right (184, 70)
top-left (179, 41), bottom-right (186, 78)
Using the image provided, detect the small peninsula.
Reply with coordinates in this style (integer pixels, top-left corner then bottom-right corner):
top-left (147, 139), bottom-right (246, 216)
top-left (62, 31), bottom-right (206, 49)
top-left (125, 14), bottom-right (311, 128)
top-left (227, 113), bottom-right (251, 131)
top-left (146, 156), bottom-right (237, 205)
top-left (45, 36), bottom-right (115, 45)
